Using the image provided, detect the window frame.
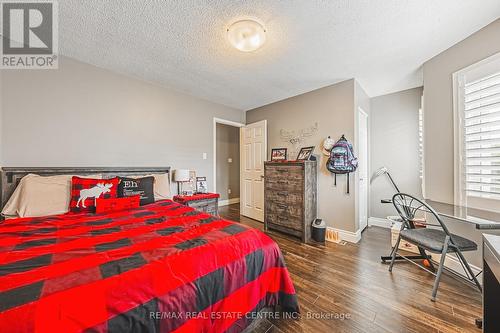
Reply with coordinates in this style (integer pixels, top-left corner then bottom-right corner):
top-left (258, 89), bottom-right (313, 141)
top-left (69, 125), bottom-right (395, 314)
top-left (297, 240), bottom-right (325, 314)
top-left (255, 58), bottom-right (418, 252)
top-left (419, 96), bottom-right (426, 198)
top-left (453, 52), bottom-right (500, 211)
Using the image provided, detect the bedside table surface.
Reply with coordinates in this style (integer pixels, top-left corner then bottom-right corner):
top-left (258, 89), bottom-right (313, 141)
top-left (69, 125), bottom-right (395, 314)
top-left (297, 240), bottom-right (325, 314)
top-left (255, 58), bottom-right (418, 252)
top-left (173, 193), bottom-right (220, 204)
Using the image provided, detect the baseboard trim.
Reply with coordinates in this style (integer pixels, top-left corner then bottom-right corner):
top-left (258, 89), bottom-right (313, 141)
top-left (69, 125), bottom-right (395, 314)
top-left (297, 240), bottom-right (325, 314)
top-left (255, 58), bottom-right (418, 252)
top-left (368, 217), bottom-right (392, 229)
top-left (327, 227), bottom-right (361, 244)
top-left (219, 198), bottom-right (240, 207)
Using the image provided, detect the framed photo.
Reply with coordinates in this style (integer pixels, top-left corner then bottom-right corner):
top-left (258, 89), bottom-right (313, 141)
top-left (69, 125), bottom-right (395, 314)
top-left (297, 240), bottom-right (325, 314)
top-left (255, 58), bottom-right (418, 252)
top-left (296, 146), bottom-right (315, 160)
top-left (184, 170), bottom-right (197, 195)
top-left (271, 148), bottom-right (287, 161)
top-left (196, 177), bottom-right (208, 194)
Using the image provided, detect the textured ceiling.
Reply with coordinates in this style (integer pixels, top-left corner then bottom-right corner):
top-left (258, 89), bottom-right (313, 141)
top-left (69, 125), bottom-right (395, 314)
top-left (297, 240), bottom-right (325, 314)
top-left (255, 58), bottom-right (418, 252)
top-left (59, 1), bottom-right (500, 110)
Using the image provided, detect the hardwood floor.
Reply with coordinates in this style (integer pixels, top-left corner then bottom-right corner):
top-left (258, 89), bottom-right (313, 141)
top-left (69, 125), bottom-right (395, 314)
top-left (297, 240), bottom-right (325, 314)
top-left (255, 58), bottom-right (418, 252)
top-left (219, 204), bottom-right (482, 333)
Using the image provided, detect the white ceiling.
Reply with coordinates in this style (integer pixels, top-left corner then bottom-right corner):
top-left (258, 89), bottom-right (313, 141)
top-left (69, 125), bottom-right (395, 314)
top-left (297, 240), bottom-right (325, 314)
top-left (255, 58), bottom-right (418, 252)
top-left (59, 1), bottom-right (500, 110)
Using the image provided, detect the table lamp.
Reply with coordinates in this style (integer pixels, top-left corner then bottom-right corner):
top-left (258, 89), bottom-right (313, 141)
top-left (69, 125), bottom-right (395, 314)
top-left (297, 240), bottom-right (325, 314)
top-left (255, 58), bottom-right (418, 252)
top-left (174, 169), bottom-right (190, 195)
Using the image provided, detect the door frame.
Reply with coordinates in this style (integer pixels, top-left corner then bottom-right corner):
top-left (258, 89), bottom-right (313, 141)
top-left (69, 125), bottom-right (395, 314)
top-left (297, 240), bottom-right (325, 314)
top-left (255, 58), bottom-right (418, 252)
top-left (213, 117), bottom-right (245, 193)
top-left (355, 107), bottom-right (369, 233)
top-left (240, 120), bottom-right (267, 221)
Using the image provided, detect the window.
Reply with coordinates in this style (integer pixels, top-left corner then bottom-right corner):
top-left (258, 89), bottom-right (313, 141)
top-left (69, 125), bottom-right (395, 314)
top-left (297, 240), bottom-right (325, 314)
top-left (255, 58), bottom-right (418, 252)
top-left (418, 97), bottom-right (425, 198)
top-left (454, 53), bottom-right (500, 211)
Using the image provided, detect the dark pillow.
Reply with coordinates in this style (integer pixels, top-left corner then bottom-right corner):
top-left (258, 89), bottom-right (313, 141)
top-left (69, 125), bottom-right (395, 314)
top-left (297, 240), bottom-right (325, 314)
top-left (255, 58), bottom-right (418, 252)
top-left (95, 196), bottom-right (140, 214)
top-left (118, 176), bottom-right (155, 206)
top-left (70, 177), bottom-right (120, 213)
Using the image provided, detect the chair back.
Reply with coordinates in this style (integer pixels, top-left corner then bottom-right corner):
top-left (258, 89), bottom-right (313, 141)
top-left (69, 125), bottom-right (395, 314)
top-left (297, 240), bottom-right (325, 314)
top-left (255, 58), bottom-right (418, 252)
top-left (391, 193), bottom-right (452, 236)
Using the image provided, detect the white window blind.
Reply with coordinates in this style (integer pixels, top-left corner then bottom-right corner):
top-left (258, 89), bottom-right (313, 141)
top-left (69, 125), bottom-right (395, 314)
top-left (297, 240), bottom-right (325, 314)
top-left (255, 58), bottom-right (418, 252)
top-left (464, 70), bottom-right (500, 200)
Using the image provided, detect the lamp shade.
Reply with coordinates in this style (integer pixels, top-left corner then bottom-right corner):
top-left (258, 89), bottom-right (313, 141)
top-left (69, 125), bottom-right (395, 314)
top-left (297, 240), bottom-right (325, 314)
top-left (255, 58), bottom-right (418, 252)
top-left (174, 169), bottom-right (190, 182)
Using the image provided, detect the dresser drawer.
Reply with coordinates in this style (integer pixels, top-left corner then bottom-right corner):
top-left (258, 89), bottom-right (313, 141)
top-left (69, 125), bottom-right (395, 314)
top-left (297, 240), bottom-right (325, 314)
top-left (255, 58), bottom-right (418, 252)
top-left (266, 190), bottom-right (303, 205)
top-left (266, 200), bottom-right (303, 218)
top-left (188, 200), bottom-right (217, 214)
top-left (265, 180), bottom-right (302, 192)
top-left (266, 213), bottom-right (302, 231)
top-left (267, 223), bottom-right (303, 238)
top-left (265, 165), bottom-right (303, 175)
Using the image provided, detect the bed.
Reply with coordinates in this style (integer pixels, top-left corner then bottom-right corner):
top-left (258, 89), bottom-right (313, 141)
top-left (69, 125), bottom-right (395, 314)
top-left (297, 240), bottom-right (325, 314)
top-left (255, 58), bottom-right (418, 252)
top-left (0, 167), bottom-right (298, 333)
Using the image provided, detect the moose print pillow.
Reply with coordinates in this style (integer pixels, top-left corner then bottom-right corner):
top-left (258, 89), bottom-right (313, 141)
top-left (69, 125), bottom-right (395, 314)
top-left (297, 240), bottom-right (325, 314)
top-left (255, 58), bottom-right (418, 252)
top-left (69, 176), bottom-right (120, 213)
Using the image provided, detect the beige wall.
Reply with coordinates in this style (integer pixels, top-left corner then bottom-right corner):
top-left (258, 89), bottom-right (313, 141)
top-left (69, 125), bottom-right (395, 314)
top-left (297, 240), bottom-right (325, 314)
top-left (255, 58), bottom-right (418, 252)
top-left (0, 69), bottom-right (2, 166)
top-left (423, 19), bottom-right (500, 203)
top-left (370, 87), bottom-right (423, 219)
top-left (216, 123), bottom-right (240, 201)
top-left (247, 79), bottom-right (362, 233)
top-left (0, 56), bottom-right (245, 192)
top-left (423, 19), bottom-right (500, 268)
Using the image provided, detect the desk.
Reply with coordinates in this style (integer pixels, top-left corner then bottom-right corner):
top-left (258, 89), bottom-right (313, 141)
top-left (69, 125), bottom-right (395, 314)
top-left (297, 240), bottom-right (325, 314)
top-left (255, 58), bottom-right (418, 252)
top-left (380, 199), bottom-right (500, 230)
top-left (483, 234), bottom-right (500, 332)
top-left (381, 198), bottom-right (494, 329)
top-left (380, 199), bottom-right (500, 264)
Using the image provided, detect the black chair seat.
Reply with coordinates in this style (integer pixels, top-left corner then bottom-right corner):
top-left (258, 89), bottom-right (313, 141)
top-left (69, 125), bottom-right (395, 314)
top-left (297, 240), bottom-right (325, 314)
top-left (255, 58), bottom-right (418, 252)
top-left (400, 228), bottom-right (477, 253)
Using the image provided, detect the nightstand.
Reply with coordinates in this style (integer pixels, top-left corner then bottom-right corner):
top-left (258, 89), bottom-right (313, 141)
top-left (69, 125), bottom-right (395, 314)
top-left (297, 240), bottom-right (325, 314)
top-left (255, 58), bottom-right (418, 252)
top-left (173, 193), bottom-right (219, 216)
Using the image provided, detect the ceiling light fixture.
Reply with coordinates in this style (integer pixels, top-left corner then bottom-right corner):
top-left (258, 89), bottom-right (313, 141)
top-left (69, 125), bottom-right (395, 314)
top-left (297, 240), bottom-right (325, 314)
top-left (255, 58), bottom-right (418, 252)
top-left (227, 19), bottom-right (266, 52)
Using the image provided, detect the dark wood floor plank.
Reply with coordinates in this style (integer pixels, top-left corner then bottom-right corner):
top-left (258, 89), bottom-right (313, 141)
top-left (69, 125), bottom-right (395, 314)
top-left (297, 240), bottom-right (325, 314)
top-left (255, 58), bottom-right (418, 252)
top-left (218, 204), bottom-right (482, 333)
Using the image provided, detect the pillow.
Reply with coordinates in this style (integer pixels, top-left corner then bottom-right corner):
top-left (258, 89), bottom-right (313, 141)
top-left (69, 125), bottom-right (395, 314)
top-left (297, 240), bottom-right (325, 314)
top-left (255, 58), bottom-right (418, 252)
top-left (118, 176), bottom-right (155, 206)
top-left (69, 177), bottom-right (119, 213)
top-left (127, 173), bottom-right (172, 200)
top-left (1, 173), bottom-right (102, 218)
top-left (95, 196), bottom-right (140, 214)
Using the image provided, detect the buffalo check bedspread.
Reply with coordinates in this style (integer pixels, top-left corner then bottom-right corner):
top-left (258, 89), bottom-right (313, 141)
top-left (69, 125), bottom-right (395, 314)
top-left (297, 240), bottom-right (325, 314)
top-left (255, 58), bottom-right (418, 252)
top-left (0, 200), bottom-right (298, 333)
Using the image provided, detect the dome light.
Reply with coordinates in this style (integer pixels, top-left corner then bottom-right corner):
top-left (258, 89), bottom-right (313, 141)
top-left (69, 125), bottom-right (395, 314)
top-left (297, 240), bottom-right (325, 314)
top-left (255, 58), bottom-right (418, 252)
top-left (227, 20), bottom-right (266, 52)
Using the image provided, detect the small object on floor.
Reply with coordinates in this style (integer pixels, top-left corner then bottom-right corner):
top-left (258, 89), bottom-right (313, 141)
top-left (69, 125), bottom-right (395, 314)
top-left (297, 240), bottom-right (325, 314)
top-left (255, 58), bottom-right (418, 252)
top-left (325, 228), bottom-right (341, 243)
top-left (423, 259), bottom-right (431, 268)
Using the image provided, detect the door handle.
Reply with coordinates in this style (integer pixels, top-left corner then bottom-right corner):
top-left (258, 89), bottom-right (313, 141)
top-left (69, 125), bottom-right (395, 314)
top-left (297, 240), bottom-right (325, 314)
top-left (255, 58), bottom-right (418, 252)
top-left (260, 175), bottom-right (265, 179)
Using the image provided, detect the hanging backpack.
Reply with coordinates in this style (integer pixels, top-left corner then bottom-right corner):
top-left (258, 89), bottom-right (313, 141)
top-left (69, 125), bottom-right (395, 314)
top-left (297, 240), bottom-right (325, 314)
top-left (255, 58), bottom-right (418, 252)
top-left (326, 135), bottom-right (358, 193)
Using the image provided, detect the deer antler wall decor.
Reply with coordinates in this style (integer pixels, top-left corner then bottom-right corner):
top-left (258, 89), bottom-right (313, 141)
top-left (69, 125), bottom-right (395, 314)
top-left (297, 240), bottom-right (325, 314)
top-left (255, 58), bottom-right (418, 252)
top-left (279, 122), bottom-right (319, 158)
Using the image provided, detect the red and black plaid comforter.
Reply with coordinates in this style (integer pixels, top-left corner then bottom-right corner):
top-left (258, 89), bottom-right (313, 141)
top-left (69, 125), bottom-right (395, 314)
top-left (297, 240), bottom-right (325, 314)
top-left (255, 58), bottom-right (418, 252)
top-left (0, 200), bottom-right (298, 333)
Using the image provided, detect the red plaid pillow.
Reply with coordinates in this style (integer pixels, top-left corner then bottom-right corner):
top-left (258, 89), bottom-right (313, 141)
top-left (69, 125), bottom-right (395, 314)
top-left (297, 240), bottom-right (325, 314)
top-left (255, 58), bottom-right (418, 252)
top-left (69, 177), bottom-right (120, 213)
top-left (95, 196), bottom-right (140, 214)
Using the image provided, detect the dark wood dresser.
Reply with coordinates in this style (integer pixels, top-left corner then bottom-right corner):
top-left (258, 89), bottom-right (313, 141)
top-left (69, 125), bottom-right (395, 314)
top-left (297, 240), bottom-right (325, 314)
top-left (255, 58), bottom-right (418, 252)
top-left (264, 160), bottom-right (317, 243)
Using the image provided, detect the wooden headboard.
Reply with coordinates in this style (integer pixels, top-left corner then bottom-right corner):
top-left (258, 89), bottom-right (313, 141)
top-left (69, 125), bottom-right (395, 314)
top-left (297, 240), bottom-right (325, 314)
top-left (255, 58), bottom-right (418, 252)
top-left (0, 167), bottom-right (171, 209)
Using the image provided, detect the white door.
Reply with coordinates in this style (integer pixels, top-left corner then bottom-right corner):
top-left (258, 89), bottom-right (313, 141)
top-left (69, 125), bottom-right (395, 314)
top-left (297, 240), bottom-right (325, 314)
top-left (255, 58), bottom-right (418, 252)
top-left (240, 120), bottom-right (267, 221)
top-left (358, 109), bottom-right (369, 231)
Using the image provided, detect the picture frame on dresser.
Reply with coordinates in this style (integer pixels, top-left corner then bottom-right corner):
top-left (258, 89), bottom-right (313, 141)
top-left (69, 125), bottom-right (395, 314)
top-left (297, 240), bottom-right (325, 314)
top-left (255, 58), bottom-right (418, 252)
top-left (296, 146), bottom-right (315, 161)
top-left (271, 148), bottom-right (288, 161)
top-left (196, 177), bottom-right (208, 193)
